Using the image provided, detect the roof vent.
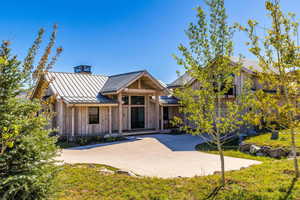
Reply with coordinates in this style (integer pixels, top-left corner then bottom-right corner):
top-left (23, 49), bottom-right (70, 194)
top-left (74, 65), bottom-right (92, 74)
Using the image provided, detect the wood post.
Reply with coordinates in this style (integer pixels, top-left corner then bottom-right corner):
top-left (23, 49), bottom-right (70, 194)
top-left (155, 93), bottom-right (160, 131)
top-left (128, 95), bottom-right (131, 130)
top-left (58, 100), bottom-right (64, 135)
top-left (160, 106), bottom-right (164, 131)
top-left (145, 95), bottom-right (148, 129)
top-left (109, 106), bottom-right (112, 134)
top-left (118, 93), bottom-right (123, 134)
top-left (71, 106), bottom-right (75, 138)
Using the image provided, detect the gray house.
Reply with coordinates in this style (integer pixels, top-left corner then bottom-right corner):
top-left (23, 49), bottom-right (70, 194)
top-left (32, 65), bottom-right (179, 138)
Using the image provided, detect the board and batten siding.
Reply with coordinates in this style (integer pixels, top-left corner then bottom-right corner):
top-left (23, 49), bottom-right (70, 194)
top-left (60, 103), bottom-right (110, 137)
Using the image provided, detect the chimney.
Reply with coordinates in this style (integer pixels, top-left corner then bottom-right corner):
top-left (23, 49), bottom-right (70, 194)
top-left (74, 65), bottom-right (92, 74)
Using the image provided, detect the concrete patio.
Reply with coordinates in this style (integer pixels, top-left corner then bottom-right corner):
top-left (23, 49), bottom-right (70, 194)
top-left (58, 134), bottom-right (261, 178)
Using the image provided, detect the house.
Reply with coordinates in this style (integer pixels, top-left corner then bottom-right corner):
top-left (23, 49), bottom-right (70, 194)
top-left (32, 65), bottom-right (179, 138)
top-left (168, 58), bottom-right (263, 95)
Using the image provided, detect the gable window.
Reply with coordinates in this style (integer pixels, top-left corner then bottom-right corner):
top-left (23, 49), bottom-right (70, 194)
top-left (131, 96), bottom-right (144, 105)
top-left (88, 107), bottom-right (99, 124)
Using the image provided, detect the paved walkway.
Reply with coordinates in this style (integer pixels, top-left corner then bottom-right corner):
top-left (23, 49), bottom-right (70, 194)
top-left (58, 134), bottom-right (260, 178)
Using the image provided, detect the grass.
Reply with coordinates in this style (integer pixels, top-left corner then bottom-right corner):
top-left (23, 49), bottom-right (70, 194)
top-left (196, 142), bottom-right (274, 162)
top-left (53, 161), bottom-right (300, 200)
top-left (244, 130), bottom-right (300, 150)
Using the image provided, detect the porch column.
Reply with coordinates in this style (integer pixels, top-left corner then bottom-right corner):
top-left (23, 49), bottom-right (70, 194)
top-left (118, 93), bottom-right (123, 134)
top-left (160, 106), bottom-right (164, 131)
top-left (109, 106), bottom-right (112, 134)
top-left (155, 93), bottom-right (160, 131)
top-left (58, 99), bottom-right (64, 135)
top-left (71, 106), bottom-right (75, 138)
top-left (128, 95), bottom-right (131, 130)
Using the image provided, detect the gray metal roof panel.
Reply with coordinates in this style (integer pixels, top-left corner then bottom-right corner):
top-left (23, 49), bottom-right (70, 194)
top-left (159, 96), bottom-right (179, 105)
top-left (101, 70), bottom-right (145, 93)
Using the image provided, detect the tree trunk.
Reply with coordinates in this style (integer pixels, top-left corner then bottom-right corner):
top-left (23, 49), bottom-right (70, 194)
top-left (217, 140), bottom-right (225, 185)
top-left (291, 127), bottom-right (299, 178)
top-left (216, 81), bottom-right (225, 185)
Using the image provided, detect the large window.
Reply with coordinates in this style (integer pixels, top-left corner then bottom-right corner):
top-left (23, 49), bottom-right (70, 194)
top-left (131, 96), bottom-right (144, 105)
top-left (88, 107), bottom-right (99, 124)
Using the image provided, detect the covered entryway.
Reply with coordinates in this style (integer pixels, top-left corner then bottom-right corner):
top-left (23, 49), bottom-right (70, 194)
top-left (131, 107), bottom-right (145, 129)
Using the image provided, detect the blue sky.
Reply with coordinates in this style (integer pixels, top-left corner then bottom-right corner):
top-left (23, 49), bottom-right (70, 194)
top-left (1, 0), bottom-right (299, 83)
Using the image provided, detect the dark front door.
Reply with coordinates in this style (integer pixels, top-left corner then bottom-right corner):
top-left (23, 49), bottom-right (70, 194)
top-left (131, 107), bottom-right (145, 129)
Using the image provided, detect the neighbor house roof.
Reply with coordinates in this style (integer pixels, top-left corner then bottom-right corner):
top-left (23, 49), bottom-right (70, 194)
top-left (168, 58), bottom-right (262, 88)
top-left (44, 70), bottom-right (167, 105)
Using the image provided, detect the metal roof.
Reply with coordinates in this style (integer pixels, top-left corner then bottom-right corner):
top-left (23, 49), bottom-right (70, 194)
top-left (101, 70), bottom-right (145, 93)
top-left (45, 72), bottom-right (117, 104)
top-left (45, 70), bottom-right (167, 104)
top-left (159, 96), bottom-right (179, 105)
top-left (168, 58), bottom-right (264, 88)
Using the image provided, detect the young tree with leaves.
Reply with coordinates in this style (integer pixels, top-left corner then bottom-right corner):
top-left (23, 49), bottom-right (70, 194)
top-left (0, 25), bottom-right (62, 199)
top-left (240, 0), bottom-right (300, 178)
top-left (172, 0), bottom-right (247, 186)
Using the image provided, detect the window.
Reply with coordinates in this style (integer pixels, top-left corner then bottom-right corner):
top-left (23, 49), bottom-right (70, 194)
top-left (131, 96), bottom-right (144, 105)
top-left (122, 96), bottom-right (129, 105)
top-left (88, 107), bottom-right (99, 124)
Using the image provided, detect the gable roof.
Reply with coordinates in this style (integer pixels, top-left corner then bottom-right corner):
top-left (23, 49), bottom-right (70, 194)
top-left (168, 58), bottom-right (261, 88)
top-left (43, 70), bottom-right (166, 104)
top-left (101, 70), bottom-right (145, 93)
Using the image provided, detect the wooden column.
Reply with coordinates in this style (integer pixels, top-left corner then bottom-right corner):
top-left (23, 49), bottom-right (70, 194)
top-left (145, 95), bottom-right (148, 129)
top-left (118, 93), bottom-right (123, 134)
top-left (58, 100), bottom-right (64, 135)
top-left (155, 93), bottom-right (160, 131)
top-left (160, 106), bottom-right (164, 131)
top-left (109, 106), bottom-right (112, 134)
top-left (71, 106), bottom-right (75, 138)
top-left (128, 95), bottom-right (131, 130)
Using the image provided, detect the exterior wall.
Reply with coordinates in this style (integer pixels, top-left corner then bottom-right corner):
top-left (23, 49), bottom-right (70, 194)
top-left (59, 104), bottom-right (110, 137)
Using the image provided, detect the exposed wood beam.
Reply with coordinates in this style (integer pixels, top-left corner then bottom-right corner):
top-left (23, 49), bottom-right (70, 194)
top-left (66, 103), bottom-right (118, 107)
top-left (123, 88), bottom-right (157, 94)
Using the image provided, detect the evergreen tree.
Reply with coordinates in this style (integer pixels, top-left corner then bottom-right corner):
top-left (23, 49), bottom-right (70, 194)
top-left (0, 25), bottom-right (62, 199)
top-left (173, 0), bottom-right (247, 185)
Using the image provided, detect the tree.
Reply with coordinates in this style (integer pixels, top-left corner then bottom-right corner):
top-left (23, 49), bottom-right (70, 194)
top-left (240, 0), bottom-right (300, 178)
top-left (0, 25), bottom-right (62, 199)
top-left (172, 0), bottom-right (247, 186)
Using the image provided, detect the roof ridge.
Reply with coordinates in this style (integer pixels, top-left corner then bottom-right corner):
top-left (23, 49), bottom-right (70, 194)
top-left (47, 71), bottom-right (108, 77)
top-left (108, 70), bottom-right (147, 77)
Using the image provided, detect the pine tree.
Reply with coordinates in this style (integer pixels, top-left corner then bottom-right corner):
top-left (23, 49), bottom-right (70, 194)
top-left (0, 25), bottom-right (62, 199)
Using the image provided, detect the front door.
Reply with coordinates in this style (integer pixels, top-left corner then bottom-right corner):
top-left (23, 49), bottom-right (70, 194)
top-left (131, 107), bottom-right (145, 129)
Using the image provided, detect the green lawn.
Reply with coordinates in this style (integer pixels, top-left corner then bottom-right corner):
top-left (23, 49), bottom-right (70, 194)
top-left (244, 130), bottom-right (300, 150)
top-left (53, 161), bottom-right (300, 200)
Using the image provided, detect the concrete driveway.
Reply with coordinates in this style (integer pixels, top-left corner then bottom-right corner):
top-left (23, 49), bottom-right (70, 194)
top-left (58, 134), bottom-right (260, 178)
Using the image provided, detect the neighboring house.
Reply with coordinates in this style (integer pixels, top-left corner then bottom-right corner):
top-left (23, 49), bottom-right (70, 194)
top-left (32, 65), bottom-right (179, 138)
top-left (168, 58), bottom-right (263, 96)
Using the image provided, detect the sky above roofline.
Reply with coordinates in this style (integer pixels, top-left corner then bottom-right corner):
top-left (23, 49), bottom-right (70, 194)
top-left (1, 0), bottom-right (300, 84)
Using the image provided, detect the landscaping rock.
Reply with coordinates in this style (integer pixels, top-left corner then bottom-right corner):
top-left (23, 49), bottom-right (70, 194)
top-left (239, 143), bottom-right (252, 153)
top-left (116, 169), bottom-right (137, 177)
top-left (256, 152), bottom-right (265, 157)
top-left (250, 145), bottom-right (261, 154)
top-left (268, 148), bottom-right (289, 159)
top-left (213, 171), bottom-right (221, 175)
top-left (270, 131), bottom-right (279, 140)
top-left (98, 167), bottom-right (114, 175)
